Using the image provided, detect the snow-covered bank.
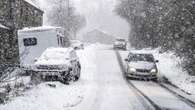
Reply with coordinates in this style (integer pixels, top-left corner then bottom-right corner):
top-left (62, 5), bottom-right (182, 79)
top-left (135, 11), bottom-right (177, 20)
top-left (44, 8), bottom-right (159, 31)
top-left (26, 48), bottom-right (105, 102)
top-left (156, 52), bottom-right (195, 95)
top-left (119, 49), bottom-right (195, 95)
top-left (0, 82), bottom-right (84, 110)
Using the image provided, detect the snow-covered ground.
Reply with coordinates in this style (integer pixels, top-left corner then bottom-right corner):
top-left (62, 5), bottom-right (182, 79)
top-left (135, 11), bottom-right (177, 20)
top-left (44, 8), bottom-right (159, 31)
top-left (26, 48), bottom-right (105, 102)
top-left (119, 48), bottom-right (195, 95)
top-left (0, 43), bottom-right (144, 110)
top-left (0, 81), bottom-right (84, 110)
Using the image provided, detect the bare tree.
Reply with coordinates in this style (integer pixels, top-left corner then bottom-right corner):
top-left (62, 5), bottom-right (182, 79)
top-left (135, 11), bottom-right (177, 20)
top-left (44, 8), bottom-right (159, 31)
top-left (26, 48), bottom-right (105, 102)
top-left (46, 0), bottom-right (86, 39)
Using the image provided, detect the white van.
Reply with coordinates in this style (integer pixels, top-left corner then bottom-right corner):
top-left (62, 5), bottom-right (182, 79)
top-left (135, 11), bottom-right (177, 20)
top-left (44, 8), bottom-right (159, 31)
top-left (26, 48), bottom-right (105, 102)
top-left (18, 26), bottom-right (70, 68)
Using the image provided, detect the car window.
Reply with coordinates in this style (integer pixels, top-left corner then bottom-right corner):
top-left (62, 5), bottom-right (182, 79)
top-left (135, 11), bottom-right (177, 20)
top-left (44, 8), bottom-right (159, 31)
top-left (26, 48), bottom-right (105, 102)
top-left (116, 39), bottom-right (125, 42)
top-left (129, 54), bottom-right (154, 62)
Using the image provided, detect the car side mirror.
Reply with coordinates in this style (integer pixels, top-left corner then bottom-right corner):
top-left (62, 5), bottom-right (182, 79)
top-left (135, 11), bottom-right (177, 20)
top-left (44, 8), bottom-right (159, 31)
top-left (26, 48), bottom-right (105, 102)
top-left (125, 58), bottom-right (129, 62)
top-left (74, 47), bottom-right (78, 50)
top-left (155, 60), bottom-right (159, 63)
top-left (34, 58), bottom-right (38, 62)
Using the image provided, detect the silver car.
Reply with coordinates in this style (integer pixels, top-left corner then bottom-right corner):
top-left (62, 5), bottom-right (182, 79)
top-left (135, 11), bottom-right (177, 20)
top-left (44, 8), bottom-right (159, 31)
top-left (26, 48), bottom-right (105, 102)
top-left (124, 53), bottom-right (158, 81)
top-left (113, 39), bottom-right (127, 50)
top-left (70, 40), bottom-right (84, 50)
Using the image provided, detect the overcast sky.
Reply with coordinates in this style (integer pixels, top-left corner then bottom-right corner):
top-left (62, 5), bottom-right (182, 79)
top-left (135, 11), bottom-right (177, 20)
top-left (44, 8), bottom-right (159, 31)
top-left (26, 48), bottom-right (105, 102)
top-left (72, 0), bottom-right (129, 39)
top-left (38, 0), bottom-right (129, 39)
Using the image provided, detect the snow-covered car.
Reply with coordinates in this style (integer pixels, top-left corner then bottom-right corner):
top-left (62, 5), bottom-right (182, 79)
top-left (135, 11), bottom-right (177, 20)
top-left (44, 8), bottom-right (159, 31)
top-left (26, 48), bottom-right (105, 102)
top-left (113, 39), bottom-right (127, 50)
top-left (124, 53), bottom-right (158, 81)
top-left (70, 40), bottom-right (84, 50)
top-left (30, 47), bottom-right (81, 83)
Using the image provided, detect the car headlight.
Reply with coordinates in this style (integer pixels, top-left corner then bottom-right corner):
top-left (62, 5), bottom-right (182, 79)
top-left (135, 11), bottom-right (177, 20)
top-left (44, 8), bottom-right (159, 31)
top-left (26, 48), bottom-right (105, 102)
top-left (129, 68), bottom-right (136, 72)
top-left (150, 69), bottom-right (157, 73)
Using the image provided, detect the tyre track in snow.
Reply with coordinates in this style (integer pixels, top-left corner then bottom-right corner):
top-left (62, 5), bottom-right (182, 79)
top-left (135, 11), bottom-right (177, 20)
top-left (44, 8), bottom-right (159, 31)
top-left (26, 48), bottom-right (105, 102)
top-left (115, 50), bottom-right (160, 110)
top-left (157, 83), bottom-right (195, 109)
top-left (116, 50), bottom-right (195, 110)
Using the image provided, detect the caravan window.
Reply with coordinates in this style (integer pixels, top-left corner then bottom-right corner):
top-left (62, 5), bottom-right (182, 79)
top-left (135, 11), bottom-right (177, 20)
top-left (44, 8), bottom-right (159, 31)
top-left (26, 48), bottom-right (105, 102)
top-left (23, 38), bottom-right (37, 46)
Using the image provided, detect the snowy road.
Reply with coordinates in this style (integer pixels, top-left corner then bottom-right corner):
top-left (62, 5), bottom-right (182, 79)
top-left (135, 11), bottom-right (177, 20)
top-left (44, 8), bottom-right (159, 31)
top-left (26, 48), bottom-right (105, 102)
top-left (130, 80), bottom-right (194, 110)
top-left (72, 44), bottom-right (145, 110)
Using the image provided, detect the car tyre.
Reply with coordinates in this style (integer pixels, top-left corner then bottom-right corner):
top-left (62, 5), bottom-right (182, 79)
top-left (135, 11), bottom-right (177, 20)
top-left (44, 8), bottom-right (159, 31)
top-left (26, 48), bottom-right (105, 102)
top-left (60, 71), bottom-right (71, 85)
top-left (123, 47), bottom-right (127, 51)
top-left (60, 69), bottom-right (73, 85)
top-left (75, 67), bottom-right (81, 81)
top-left (31, 72), bottom-right (42, 85)
top-left (152, 77), bottom-right (158, 82)
top-left (75, 63), bottom-right (81, 81)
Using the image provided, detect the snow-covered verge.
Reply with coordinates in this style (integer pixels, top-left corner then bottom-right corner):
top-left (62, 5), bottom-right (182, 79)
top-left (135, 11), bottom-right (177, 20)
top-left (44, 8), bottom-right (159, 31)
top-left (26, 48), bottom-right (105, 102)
top-left (0, 68), bottom-right (31, 103)
top-left (0, 81), bottom-right (84, 110)
top-left (119, 48), bottom-right (195, 95)
top-left (0, 43), bottom-right (101, 110)
top-left (155, 51), bottom-right (195, 95)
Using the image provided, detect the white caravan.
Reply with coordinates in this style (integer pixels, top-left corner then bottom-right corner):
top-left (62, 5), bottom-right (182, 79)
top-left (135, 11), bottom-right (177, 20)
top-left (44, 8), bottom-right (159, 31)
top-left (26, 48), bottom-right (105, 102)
top-left (18, 26), bottom-right (70, 68)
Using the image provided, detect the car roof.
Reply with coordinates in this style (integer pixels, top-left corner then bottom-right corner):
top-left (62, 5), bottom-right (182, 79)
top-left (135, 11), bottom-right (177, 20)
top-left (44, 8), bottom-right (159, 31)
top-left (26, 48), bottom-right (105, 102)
top-left (42, 47), bottom-right (74, 56)
top-left (45, 47), bottom-right (73, 52)
top-left (35, 47), bottom-right (75, 65)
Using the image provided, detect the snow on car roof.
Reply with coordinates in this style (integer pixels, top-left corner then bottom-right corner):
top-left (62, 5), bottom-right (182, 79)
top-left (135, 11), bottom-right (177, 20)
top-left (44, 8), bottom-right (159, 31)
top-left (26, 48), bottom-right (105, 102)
top-left (128, 49), bottom-right (157, 55)
top-left (71, 40), bottom-right (82, 43)
top-left (18, 26), bottom-right (62, 32)
top-left (42, 47), bottom-right (73, 57)
top-left (35, 47), bottom-right (74, 65)
top-left (71, 40), bottom-right (81, 42)
top-left (129, 52), bottom-right (153, 55)
top-left (44, 47), bottom-right (72, 53)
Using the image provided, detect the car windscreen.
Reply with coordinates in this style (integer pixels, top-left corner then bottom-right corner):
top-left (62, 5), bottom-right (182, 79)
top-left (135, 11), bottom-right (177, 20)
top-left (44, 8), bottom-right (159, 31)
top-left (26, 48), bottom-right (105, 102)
top-left (116, 39), bottom-right (125, 42)
top-left (129, 54), bottom-right (154, 62)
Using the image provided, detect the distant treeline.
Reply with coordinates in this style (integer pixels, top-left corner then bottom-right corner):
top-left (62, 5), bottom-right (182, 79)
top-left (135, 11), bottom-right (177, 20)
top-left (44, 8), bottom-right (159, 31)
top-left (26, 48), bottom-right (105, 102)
top-left (115, 0), bottom-right (195, 75)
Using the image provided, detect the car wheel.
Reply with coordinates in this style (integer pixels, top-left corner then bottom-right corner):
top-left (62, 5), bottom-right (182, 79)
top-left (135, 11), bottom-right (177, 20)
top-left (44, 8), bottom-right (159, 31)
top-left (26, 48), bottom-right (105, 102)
top-left (152, 77), bottom-right (158, 82)
top-left (60, 69), bottom-right (74, 84)
top-left (75, 66), bottom-right (81, 81)
top-left (31, 72), bottom-right (42, 85)
top-left (113, 46), bottom-right (116, 50)
top-left (126, 76), bottom-right (135, 80)
top-left (68, 69), bottom-right (74, 80)
top-left (59, 71), bottom-right (69, 84)
top-left (24, 70), bottom-right (32, 76)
